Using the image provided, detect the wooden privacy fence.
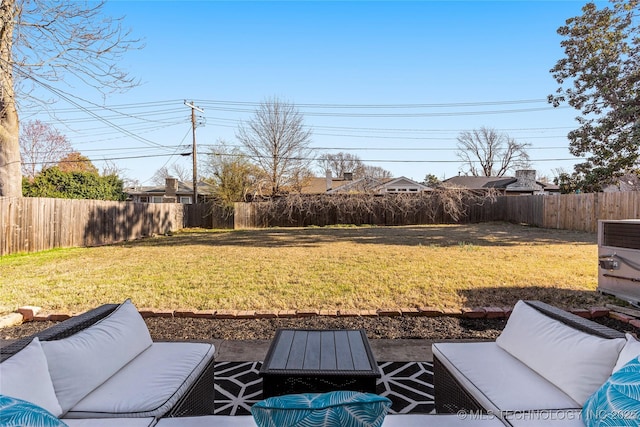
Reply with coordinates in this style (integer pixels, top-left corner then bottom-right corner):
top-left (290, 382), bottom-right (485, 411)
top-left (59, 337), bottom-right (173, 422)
top-left (233, 194), bottom-right (491, 229)
top-left (497, 192), bottom-right (640, 233)
top-left (183, 202), bottom-right (234, 229)
top-left (232, 200), bottom-right (494, 229)
top-left (233, 192), bottom-right (640, 232)
top-left (2, 192), bottom-right (639, 255)
top-left (0, 197), bottom-right (184, 256)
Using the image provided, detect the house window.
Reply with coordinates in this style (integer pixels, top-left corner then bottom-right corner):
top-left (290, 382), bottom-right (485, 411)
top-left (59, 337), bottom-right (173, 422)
top-left (180, 196), bottom-right (192, 204)
top-left (139, 196), bottom-right (149, 203)
top-left (152, 196), bottom-right (163, 203)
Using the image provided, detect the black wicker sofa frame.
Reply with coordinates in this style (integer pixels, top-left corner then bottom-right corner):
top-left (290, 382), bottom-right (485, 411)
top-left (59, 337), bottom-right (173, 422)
top-left (433, 300), bottom-right (626, 415)
top-left (0, 303), bottom-right (216, 418)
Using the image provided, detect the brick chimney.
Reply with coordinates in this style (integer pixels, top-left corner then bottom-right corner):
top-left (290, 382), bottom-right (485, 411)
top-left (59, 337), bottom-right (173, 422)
top-left (506, 170), bottom-right (543, 194)
top-left (515, 170), bottom-right (537, 188)
top-left (326, 170), bottom-right (332, 192)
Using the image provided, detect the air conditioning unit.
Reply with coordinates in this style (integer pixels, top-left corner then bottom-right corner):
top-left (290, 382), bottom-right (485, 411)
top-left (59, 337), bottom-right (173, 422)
top-left (598, 219), bottom-right (640, 306)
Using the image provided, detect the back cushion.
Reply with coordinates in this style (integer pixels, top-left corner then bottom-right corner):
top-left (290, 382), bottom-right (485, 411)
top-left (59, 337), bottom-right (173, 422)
top-left (613, 333), bottom-right (640, 373)
top-left (0, 338), bottom-right (63, 417)
top-left (41, 300), bottom-right (152, 413)
top-left (496, 301), bottom-right (625, 405)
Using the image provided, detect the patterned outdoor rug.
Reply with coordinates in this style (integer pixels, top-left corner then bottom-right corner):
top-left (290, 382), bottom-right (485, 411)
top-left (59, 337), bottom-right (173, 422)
top-left (214, 361), bottom-right (434, 416)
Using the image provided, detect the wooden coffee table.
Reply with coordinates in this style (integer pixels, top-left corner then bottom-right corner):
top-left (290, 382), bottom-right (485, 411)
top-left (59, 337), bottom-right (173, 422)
top-left (259, 328), bottom-right (380, 398)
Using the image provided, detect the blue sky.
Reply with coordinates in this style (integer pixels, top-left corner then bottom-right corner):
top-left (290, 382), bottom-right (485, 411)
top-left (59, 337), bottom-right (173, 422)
top-left (22, 0), bottom-right (598, 185)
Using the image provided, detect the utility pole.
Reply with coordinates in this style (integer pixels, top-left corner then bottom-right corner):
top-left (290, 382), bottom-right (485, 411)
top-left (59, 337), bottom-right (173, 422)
top-left (185, 101), bottom-right (204, 204)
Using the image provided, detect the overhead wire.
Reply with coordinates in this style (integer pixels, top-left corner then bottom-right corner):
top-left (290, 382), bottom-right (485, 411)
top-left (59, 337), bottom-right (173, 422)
top-left (9, 62), bottom-right (176, 152)
top-left (15, 90), bottom-right (578, 170)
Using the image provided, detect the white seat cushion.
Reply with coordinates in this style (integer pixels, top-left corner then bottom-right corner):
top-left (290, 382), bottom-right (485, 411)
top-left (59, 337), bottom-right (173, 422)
top-left (433, 342), bottom-right (580, 414)
top-left (382, 414), bottom-right (505, 426)
top-left (156, 415), bottom-right (257, 427)
top-left (65, 342), bottom-right (215, 418)
top-left (155, 414), bottom-right (505, 427)
top-left (503, 410), bottom-right (585, 427)
top-left (63, 417), bottom-right (156, 427)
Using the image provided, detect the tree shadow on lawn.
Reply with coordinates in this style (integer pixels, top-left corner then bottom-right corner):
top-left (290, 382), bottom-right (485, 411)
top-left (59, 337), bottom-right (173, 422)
top-left (458, 286), bottom-right (621, 311)
top-left (121, 223), bottom-right (596, 249)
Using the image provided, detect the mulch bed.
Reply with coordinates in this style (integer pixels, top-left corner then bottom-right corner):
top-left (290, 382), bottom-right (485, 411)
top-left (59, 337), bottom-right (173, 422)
top-left (2, 315), bottom-right (637, 342)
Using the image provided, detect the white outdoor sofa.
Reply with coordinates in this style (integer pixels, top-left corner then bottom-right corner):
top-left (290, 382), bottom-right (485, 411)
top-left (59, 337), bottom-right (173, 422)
top-left (433, 300), bottom-right (638, 427)
top-left (0, 300), bottom-right (216, 425)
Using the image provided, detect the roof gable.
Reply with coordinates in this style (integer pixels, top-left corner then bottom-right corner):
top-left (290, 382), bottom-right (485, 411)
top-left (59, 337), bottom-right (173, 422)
top-left (443, 176), bottom-right (516, 189)
top-left (380, 176), bottom-right (431, 191)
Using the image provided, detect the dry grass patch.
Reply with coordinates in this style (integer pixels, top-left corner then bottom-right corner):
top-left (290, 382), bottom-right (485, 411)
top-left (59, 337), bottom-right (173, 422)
top-left (0, 222), bottom-right (616, 314)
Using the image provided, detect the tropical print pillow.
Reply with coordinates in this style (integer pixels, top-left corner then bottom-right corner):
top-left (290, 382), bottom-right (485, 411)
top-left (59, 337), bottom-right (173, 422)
top-left (0, 395), bottom-right (68, 427)
top-left (251, 391), bottom-right (391, 427)
top-left (582, 355), bottom-right (640, 426)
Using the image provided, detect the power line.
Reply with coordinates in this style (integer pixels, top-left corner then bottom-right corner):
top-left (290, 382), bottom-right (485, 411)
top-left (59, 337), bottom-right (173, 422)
top-left (22, 152), bottom-right (192, 166)
top-left (13, 88), bottom-right (580, 175)
top-left (196, 98), bottom-right (552, 109)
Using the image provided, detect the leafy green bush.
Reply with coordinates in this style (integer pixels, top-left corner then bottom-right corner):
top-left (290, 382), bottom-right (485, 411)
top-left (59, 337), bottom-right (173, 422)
top-left (22, 167), bottom-right (126, 201)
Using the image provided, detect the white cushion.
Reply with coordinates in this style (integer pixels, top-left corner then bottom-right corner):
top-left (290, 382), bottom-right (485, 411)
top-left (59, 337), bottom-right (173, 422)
top-left (613, 333), bottom-right (640, 372)
top-left (156, 414), bottom-right (505, 427)
top-left (41, 300), bottom-right (153, 413)
top-left (382, 414), bottom-right (504, 426)
top-left (63, 418), bottom-right (156, 427)
top-left (433, 342), bottom-right (579, 414)
top-left (495, 301), bottom-right (625, 405)
top-left (504, 410), bottom-right (585, 427)
top-left (0, 337), bottom-right (63, 417)
top-left (66, 342), bottom-right (215, 418)
top-left (157, 415), bottom-right (257, 427)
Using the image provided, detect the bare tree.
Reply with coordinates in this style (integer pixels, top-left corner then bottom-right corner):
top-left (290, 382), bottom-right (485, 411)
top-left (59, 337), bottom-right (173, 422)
top-left (170, 164), bottom-right (190, 183)
top-left (151, 164), bottom-right (190, 185)
top-left (362, 165), bottom-right (393, 180)
top-left (0, 0), bottom-right (142, 197)
top-left (322, 152), bottom-right (393, 181)
top-left (236, 97), bottom-right (314, 195)
top-left (323, 152), bottom-right (365, 178)
top-left (20, 120), bottom-right (73, 179)
top-left (101, 160), bottom-right (126, 177)
top-left (456, 127), bottom-right (531, 177)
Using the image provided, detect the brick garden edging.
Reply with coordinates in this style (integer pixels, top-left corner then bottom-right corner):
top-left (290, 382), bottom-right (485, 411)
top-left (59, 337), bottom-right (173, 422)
top-left (2, 305), bottom-right (633, 329)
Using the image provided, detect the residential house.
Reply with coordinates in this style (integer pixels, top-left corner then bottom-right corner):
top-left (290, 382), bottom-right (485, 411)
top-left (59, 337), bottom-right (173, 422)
top-left (125, 177), bottom-right (215, 204)
top-left (443, 170), bottom-right (559, 195)
top-left (301, 172), bottom-right (432, 194)
top-left (377, 176), bottom-right (432, 194)
top-left (603, 174), bottom-right (640, 192)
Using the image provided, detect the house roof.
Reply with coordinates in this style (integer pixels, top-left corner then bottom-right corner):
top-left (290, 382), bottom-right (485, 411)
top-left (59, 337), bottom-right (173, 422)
top-left (443, 175), bottom-right (559, 193)
top-left (443, 176), bottom-right (517, 189)
top-left (603, 174), bottom-right (640, 192)
top-left (301, 175), bottom-right (432, 194)
top-left (125, 180), bottom-right (215, 196)
top-left (327, 176), bottom-right (390, 194)
top-left (300, 177), bottom-right (353, 194)
top-left (381, 176), bottom-right (432, 191)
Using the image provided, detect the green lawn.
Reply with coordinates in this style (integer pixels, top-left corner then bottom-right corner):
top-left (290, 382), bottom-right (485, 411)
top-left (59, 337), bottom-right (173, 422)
top-left (0, 222), bottom-right (616, 314)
